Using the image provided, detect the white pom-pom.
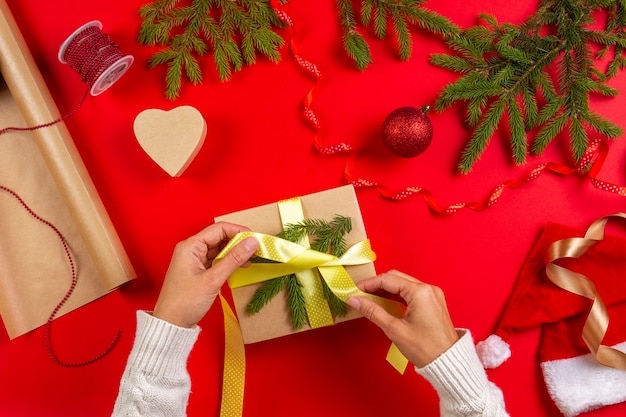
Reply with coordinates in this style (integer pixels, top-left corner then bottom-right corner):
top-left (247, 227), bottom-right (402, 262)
top-left (476, 334), bottom-right (511, 369)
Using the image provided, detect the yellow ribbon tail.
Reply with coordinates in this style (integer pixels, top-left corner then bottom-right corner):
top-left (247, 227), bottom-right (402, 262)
top-left (386, 343), bottom-right (409, 374)
top-left (220, 293), bottom-right (246, 417)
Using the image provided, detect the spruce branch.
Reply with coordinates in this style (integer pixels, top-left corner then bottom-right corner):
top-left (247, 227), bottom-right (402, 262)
top-left (278, 215), bottom-right (352, 257)
top-left (337, 0), bottom-right (372, 70)
top-left (431, 0), bottom-right (625, 173)
top-left (286, 275), bottom-right (307, 329)
top-left (337, 0), bottom-right (459, 70)
top-left (138, 0), bottom-right (286, 99)
top-left (247, 275), bottom-right (290, 315)
top-left (247, 215), bottom-right (353, 329)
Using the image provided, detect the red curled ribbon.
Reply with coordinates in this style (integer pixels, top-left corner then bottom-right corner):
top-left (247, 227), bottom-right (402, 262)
top-left (271, 1), bottom-right (352, 156)
top-left (270, 3), bottom-right (625, 213)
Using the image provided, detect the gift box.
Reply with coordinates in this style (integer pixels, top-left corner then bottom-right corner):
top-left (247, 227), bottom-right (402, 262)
top-left (214, 184), bottom-right (375, 344)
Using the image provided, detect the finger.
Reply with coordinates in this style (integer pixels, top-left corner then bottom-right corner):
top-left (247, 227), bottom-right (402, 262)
top-left (348, 296), bottom-right (398, 333)
top-left (357, 271), bottom-right (416, 296)
top-left (194, 222), bottom-right (251, 248)
top-left (388, 269), bottom-right (423, 283)
top-left (211, 236), bottom-right (259, 278)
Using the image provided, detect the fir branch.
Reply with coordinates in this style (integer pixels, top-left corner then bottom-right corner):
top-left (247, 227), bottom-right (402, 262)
top-left (532, 110), bottom-right (568, 154)
top-left (137, 0), bottom-right (286, 99)
top-left (507, 96), bottom-right (527, 165)
top-left (337, 0), bottom-right (372, 70)
top-left (466, 96), bottom-right (488, 127)
top-left (278, 215), bottom-right (352, 257)
top-left (286, 275), bottom-right (307, 329)
top-left (337, 0), bottom-right (459, 69)
top-left (247, 275), bottom-right (290, 315)
top-left (458, 98), bottom-right (507, 173)
top-left (431, 0), bottom-right (626, 173)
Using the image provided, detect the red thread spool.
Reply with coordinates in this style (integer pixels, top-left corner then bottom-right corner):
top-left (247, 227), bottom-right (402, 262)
top-left (58, 21), bottom-right (133, 96)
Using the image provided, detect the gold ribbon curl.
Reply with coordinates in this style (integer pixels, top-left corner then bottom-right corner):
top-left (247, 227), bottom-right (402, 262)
top-left (215, 230), bottom-right (409, 416)
top-left (545, 213), bottom-right (626, 370)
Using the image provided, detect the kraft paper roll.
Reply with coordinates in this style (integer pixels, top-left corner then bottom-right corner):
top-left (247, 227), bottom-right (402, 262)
top-left (0, 0), bottom-right (135, 339)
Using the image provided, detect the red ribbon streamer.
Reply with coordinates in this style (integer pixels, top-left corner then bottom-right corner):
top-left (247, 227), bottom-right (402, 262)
top-left (271, 4), bottom-right (625, 213)
top-left (272, 3), bottom-right (352, 156)
top-left (346, 139), bottom-right (624, 213)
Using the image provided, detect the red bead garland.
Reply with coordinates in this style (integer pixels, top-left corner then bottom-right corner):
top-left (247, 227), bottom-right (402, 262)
top-left (0, 185), bottom-right (120, 367)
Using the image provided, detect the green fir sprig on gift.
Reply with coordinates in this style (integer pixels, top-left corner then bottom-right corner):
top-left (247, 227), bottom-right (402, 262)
top-left (246, 215), bottom-right (352, 330)
top-left (430, 0), bottom-right (626, 174)
top-left (138, 0), bottom-right (287, 99)
top-left (336, 0), bottom-right (460, 70)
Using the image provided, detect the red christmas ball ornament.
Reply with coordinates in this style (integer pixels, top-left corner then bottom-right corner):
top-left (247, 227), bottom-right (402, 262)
top-left (381, 106), bottom-right (433, 158)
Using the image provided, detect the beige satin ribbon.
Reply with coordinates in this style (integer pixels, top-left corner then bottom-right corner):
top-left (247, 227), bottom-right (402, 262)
top-left (545, 213), bottom-right (626, 369)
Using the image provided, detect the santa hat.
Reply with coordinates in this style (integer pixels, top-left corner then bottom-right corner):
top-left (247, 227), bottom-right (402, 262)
top-left (476, 217), bottom-right (626, 417)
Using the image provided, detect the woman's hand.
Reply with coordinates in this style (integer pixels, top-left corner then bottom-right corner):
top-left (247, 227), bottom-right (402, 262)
top-left (153, 222), bottom-right (259, 328)
top-left (348, 270), bottom-right (459, 368)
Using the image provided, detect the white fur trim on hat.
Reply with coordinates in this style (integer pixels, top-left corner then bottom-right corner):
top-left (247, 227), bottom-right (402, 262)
top-left (475, 334), bottom-right (511, 369)
top-left (540, 341), bottom-right (626, 417)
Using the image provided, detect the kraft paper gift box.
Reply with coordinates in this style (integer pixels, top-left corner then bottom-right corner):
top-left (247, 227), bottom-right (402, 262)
top-left (214, 184), bottom-right (374, 344)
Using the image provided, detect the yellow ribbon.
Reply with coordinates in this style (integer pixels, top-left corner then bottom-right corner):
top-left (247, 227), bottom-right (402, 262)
top-left (545, 212), bottom-right (626, 370)
top-left (277, 197), bottom-right (334, 328)
top-left (219, 293), bottom-right (246, 417)
top-left (216, 231), bottom-right (410, 416)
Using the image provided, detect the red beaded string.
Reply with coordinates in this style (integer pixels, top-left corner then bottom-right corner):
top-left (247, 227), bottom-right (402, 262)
top-left (61, 25), bottom-right (126, 90)
top-left (0, 89), bottom-right (88, 136)
top-left (0, 185), bottom-right (120, 367)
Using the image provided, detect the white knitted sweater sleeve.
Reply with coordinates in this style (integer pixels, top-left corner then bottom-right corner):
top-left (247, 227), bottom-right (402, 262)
top-left (415, 330), bottom-right (510, 417)
top-left (112, 311), bottom-right (200, 417)
top-left (112, 315), bottom-right (507, 417)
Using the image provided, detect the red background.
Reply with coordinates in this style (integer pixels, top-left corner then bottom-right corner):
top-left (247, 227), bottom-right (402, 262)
top-left (1, 1), bottom-right (626, 416)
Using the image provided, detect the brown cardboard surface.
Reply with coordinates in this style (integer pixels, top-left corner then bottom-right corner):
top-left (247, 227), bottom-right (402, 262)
top-left (0, 1), bottom-right (135, 339)
top-left (215, 184), bottom-right (375, 344)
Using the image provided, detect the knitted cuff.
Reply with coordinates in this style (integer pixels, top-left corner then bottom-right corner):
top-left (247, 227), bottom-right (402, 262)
top-left (415, 330), bottom-right (493, 410)
top-left (128, 311), bottom-right (201, 380)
